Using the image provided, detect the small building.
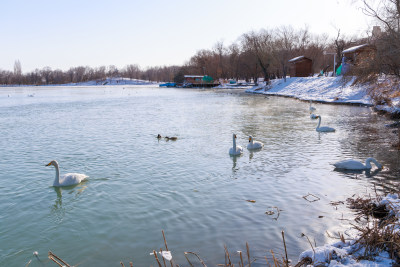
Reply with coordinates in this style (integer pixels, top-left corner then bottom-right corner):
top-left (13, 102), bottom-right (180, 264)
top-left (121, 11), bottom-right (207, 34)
top-left (183, 75), bottom-right (204, 84)
top-left (341, 44), bottom-right (376, 74)
top-left (342, 44), bottom-right (376, 65)
top-left (183, 75), bottom-right (219, 88)
top-left (288, 56), bottom-right (313, 77)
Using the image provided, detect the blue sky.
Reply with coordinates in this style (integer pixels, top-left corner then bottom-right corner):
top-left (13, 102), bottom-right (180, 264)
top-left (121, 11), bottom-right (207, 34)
top-left (0, 0), bottom-right (372, 72)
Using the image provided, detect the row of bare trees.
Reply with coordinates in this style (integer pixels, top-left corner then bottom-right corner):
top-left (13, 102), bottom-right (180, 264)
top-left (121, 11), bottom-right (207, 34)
top-left (176, 25), bottom-right (360, 83)
top-left (0, 25), bottom-right (357, 86)
top-left (0, 63), bottom-right (177, 85)
top-left (181, 0), bottom-right (400, 84)
top-left (3, 0), bottom-right (399, 87)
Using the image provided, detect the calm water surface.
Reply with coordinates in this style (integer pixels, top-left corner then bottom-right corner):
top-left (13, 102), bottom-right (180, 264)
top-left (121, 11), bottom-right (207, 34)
top-left (0, 85), bottom-right (399, 266)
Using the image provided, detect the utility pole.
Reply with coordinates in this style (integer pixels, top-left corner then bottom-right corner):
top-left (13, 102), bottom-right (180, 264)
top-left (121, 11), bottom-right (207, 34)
top-left (323, 51), bottom-right (336, 77)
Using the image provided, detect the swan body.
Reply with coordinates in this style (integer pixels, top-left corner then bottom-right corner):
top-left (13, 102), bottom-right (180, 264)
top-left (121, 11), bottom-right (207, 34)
top-left (309, 100), bottom-right (316, 112)
top-left (315, 115), bottom-right (335, 132)
top-left (229, 134), bottom-right (243, 156)
top-left (333, 158), bottom-right (382, 170)
top-left (46, 160), bottom-right (88, 187)
top-left (247, 135), bottom-right (264, 150)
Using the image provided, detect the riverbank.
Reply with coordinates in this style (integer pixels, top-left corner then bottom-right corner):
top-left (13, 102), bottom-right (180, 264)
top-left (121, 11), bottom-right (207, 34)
top-left (244, 76), bottom-right (400, 116)
top-left (296, 192), bottom-right (400, 266)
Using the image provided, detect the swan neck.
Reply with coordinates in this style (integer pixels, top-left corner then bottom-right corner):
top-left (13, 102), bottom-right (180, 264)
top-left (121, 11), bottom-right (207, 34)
top-left (233, 136), bottom-right (236, 150)
top-left (53, 163), bottom-right (60, 185)
top-left (317, 116), bottom-right (321, 129)
top-left (366, 158), bottom-right (380, 168)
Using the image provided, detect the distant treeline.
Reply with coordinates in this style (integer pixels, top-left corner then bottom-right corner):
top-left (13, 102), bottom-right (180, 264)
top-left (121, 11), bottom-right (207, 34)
top-left (1, 0), bottom-right (399, 86)
top-left (0, 63), bottom-right (178, 85)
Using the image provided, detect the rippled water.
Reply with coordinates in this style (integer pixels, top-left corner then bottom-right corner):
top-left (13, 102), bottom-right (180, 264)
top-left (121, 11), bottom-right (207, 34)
top-left (0, 86), bottom-right (399, 266)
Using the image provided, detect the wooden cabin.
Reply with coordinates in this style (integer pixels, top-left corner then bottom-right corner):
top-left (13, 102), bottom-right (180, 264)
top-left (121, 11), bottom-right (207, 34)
top-left (342, 44), bottom-right (376, 65)
top-left (341, 44), bottom-right (376, 75)
top-left (288, 56), bottom-right (313, 77)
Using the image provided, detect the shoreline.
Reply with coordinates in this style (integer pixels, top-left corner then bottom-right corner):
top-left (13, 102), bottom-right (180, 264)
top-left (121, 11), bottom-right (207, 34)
top-left (242, 76), bottom-right (400, 119)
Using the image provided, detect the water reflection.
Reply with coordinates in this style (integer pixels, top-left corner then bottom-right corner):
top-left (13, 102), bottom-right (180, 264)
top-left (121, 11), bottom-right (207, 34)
top-left (51, 182), bottom-right (88, 219)
top-left (230, 155), bottom-right (241, 171)
top-left (53, 187), bottom-right (63, 210)
top-left (248, 149), bottom-right (262, 161)
top-left (333, 168), bottom-right (382, 178)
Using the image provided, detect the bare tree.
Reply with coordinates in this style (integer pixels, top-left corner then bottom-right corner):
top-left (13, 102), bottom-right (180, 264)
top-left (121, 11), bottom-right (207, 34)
top-left (13, 60), bottom-right (22, 84)
top-left (362, 0), bottom-right (400, 77)
top-left (213, 41), bottom-right (227, 78)
top-left (124, 64), bottom-right (141, 79)
top-left (273, 26), bottom-right (297, 81)
top-left (241, 30), bottom-right (273, 83)
top-left (331, 29), bottom-right (355, 73)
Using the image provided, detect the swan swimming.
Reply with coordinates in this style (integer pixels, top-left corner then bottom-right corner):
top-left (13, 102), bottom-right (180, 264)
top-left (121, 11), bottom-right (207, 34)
top-left (315, 115), bottom-right (335, 132)
top-left (46, 160), bottom-right (88, 187)
top-left (309, 100), bottom-right (316, 112)
top-left (333, 158), bottom-right (383, 170)
top-left (247, 135), bottom-right (264, 150)
top-left (229, 134), bottom-right (243, 156)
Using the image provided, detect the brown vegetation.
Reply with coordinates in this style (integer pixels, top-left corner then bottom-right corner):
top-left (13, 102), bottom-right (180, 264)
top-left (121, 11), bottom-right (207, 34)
top-left (347, 1), bottom-right (400, 87)
top-left (347, 193), bottom-right (400, 264)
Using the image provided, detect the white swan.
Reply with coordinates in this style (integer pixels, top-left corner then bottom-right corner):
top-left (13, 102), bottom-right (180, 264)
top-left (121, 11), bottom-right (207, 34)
top-left (46, 160), bottom-right (88, 187)
top-left (315, 115), bottom-right (335, 132)
top-left (309, 100), bottom-right (316, 112)
top-left (247, 135), bottom-right (264, 150)
top-left (333, 158), bottom-right (383, 170)
top-left (229, 134), bottom-right (243, 156)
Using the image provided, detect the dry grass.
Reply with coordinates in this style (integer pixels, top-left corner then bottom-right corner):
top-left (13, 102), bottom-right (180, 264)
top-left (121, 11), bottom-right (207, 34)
top-left (347, 192), bottom-right (400, 264)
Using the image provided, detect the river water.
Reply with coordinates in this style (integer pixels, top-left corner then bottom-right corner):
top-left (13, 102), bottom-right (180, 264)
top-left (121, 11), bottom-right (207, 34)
top-left (0, 85), bottom-right (399, 266)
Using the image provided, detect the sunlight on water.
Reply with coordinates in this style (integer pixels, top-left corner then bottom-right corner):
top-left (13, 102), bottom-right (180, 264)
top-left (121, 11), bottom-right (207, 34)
top-left (0, 86), bottom-right (398, 266)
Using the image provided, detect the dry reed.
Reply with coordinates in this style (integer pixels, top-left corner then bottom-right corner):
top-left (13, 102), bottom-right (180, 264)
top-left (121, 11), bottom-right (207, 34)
top-left (347, 192), bottom-right (400, 264)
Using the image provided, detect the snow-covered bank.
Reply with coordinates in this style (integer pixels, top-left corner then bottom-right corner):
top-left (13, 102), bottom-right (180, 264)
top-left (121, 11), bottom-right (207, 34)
top-left (298, 240), bottom-right (394, 266)
top-left (62, 77), bottom-right (157, 86)
top-left (297, 193), bottom-right (399, 266)
top-left (0, 77), bottom-right (157, 87)
top-left (246, 76), bottom-right (373, 106)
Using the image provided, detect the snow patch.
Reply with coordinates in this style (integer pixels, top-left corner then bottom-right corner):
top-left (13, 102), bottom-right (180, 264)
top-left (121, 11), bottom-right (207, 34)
top-left (246, 77), bottom-right (372, 105)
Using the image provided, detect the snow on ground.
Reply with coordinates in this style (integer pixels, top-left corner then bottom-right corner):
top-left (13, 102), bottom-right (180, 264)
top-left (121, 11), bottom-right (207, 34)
top-left (297, 193), bottom-right (400, 266)
top-left (245, 76), bottom-right (373, 106)
top-left (0, 77), bottom-right (156, 87)
top-left (62, 77), bottom-right (157, 86)
top-left (299, 240), bottom-right (394, 266)
top-left (376, 97), bottom-right (400, 114)
top-left (380, 194), bottom-right (400, 234)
